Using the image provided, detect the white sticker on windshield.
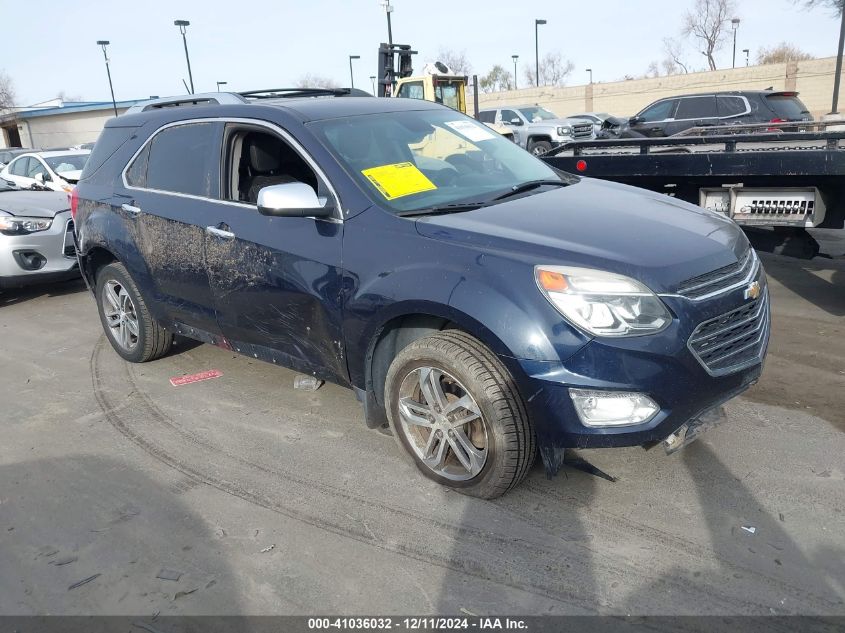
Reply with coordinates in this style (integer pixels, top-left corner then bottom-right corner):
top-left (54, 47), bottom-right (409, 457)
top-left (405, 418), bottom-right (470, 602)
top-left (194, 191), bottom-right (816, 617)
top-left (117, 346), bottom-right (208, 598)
top-left (444, 120), bottom-right (496, 142)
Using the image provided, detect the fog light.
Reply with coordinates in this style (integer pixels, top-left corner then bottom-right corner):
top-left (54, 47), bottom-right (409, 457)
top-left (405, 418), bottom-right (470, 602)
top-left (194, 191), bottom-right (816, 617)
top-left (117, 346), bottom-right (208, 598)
top-left (569, 389), bottom-right (659, 427)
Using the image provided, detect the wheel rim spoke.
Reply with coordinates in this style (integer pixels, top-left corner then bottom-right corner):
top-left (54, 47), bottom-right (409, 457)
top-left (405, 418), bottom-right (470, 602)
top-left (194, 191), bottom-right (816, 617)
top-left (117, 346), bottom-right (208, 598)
top-left (422, 432), bottom-right (448, 470)
top-left (104, 284), bottom-right (120, 312)
top-left (419, 367), bottom-right (447, 412)
top-left (443, 394), bottom-right (482, 426)
top-left (102, 280), bottom-right (139, 351)
top-left (398, 397), bottom-right (433, 427)
top-left (447, 427), bottom-right (486, 476)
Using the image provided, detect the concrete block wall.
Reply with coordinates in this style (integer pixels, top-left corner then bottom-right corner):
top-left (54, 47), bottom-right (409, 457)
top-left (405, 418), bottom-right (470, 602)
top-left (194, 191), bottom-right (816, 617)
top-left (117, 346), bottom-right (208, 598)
top-left (476, 56), bottom-right (842, 119)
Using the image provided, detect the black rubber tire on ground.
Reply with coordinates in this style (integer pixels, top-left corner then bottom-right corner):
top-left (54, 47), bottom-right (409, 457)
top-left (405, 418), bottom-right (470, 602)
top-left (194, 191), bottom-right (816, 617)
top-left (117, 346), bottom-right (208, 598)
top-left (95, 262), bottom-right (172, 363)
top-left (384, 330), bottom-right (536, 499)
top-left (528, 140), bottom-right (552, 155)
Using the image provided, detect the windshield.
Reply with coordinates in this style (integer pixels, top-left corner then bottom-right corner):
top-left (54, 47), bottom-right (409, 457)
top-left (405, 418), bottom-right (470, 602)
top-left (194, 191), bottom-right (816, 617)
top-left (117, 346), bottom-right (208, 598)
top-left (45, 154), bottom-right (89, 173)
top-left (311, 109), bottom-right (564, 213)
top-left (518, 106), bottom-right (557, 122)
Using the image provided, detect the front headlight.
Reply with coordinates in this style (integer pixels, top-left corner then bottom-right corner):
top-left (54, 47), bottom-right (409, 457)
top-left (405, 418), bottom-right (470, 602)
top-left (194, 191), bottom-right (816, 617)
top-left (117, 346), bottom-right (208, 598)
top-left (0, 215), bottom-right (53, 235)
top-left (557, 126), bottom-right (572, 136)
top-left (535, 266), bottom-right (672, 337)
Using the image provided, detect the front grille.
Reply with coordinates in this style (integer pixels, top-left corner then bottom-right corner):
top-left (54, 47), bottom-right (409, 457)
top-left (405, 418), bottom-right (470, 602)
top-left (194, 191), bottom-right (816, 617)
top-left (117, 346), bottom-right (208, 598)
top-left (677, 248), bottom-right (756, 300)
top-left (688, 291), bottom-right (769, 376)
top-left (572, 123), bottom-right (593, 139)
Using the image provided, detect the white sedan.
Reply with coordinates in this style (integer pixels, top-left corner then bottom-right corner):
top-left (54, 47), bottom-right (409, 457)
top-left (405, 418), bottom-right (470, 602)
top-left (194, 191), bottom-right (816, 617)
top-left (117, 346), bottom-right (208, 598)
top-left (0, 150), bottom-right (90, 193)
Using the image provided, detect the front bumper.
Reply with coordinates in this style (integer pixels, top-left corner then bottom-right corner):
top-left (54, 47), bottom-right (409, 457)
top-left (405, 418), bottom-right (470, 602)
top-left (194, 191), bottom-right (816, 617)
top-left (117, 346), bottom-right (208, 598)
top-left (0, 211), bottom-right (79, 288)
top-left (507, 266), bottom-right (770, 463)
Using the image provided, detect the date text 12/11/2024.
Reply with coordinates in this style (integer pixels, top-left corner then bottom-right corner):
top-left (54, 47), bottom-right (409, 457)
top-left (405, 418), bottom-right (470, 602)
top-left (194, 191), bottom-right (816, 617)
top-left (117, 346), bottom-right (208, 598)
top-left (307, 617), bottom-right (529, 630)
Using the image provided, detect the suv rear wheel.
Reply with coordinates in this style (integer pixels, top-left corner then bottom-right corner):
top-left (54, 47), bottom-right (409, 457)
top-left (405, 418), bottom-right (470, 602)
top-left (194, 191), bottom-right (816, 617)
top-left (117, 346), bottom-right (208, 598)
top-left (96, 262), bottom-right (172, 363)
top-left (384, 330), bottom-right (535, 499)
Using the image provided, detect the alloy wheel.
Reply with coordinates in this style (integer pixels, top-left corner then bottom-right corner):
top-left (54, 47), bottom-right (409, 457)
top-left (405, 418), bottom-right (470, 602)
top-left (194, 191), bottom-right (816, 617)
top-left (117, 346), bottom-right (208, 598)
top-left (397, 366), bottom-right (488, 481)
top-left (101, 279), bottom-right (140, 352)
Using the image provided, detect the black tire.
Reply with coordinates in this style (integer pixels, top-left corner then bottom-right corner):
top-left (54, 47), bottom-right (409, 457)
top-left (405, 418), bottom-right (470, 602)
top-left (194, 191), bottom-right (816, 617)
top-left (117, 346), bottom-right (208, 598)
top-left (95, 262), bottom-right (172, 363)
top-left (528, 140), bottom-right (552, 155)
top-left (384, 330), bottom-right (535, 499)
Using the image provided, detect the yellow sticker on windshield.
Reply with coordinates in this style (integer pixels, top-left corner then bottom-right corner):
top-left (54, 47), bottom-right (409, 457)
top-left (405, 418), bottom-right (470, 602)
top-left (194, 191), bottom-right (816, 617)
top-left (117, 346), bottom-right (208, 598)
top-left (361, 162), bottom-right (437, 200)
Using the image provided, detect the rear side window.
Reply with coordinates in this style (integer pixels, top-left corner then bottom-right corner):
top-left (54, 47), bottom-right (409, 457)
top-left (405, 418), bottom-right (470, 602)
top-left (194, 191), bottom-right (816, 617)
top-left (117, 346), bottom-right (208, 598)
top-left (717, 96), bottom-right (748, 117)
top-left (80, 126), bottom-right (139, 179)
top-left (478, 110), bottom-right (496, 124)
top-left (675, 96), bottom-right (717, 119)
top-left (144, 122), bottom-right (219, 197)
top-left (766, 95), bottom-right (810, 119)
top-left (125, 143), bottom-right (150, 187)
top-left (9, 157), bottom-right (30, 176)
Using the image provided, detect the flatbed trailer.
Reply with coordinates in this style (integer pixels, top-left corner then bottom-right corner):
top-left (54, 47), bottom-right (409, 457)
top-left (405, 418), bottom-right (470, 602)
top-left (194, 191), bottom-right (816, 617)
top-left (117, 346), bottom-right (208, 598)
top-left (541, 126), bottom-right (845, 231)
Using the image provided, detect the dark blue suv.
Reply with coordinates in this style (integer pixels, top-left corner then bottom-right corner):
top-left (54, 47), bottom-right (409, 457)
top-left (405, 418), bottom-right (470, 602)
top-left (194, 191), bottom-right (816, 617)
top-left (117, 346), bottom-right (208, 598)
top-left (73, 89), bottom-right (769, 498)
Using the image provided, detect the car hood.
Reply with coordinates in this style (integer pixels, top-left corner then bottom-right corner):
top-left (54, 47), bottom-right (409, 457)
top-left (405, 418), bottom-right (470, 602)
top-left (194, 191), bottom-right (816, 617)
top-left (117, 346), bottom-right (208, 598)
top-left (414, 178), bottom-right (748, 294)
top-left (537, 117), bottom-right (590, 127)
top-left (0, 190), bottom-right (70, 218)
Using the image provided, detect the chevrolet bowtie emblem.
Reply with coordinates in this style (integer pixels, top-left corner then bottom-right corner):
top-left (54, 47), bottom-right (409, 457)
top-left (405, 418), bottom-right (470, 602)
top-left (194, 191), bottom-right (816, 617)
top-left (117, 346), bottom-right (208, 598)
top-left (744, 281), bottom-right (761, 301)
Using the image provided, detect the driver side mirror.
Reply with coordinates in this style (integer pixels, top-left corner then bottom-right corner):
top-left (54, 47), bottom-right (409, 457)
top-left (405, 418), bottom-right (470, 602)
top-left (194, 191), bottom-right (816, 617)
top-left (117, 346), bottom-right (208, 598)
top-left (35, 172), bottom-right (51, 183)
top-left (257, 182), bottom-right (334, 218)
top-left (508, 117), bottom-right (524, 126)
top-left (629, 116), bottom-right (643, 125)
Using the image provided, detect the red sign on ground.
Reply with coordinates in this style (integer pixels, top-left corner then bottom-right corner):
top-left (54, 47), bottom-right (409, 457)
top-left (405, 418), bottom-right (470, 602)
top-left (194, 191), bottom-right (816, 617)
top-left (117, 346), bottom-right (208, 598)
top-left (169, 369), bottom-right (223, 387)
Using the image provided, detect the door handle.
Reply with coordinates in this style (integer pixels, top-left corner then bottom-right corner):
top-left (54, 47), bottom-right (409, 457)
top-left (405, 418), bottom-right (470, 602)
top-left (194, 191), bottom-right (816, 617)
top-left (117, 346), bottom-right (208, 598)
top-left (206, 225), bottom-right (235, 239)
top-left (121, 203), bottom-right (141, 216)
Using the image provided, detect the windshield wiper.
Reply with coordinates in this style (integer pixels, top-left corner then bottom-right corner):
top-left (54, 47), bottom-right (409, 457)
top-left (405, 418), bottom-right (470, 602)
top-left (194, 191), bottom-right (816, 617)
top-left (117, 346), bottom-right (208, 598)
top-left (397, 202), bottom-right (487, 218)
top-left (491, 179), bottom-right (569, 201)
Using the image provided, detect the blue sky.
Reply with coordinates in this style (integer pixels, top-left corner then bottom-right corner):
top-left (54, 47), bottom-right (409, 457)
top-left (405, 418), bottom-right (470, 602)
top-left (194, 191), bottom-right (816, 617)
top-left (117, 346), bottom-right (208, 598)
top-left (3, 0), bottom-right (842, 104)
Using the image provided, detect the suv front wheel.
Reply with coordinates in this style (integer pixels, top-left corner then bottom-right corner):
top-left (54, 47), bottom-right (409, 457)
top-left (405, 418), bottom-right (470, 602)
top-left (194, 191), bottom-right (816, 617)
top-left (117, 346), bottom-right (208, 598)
top-left (96, 262), bottom-right (173, 363)
top-left (384, 330), bottom-right (535, 499)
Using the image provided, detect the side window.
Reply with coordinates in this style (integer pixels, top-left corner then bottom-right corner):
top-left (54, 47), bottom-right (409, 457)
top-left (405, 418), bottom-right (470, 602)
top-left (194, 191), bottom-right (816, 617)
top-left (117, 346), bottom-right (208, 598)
top-left (223, 127), bottom-right (319, 204)
top-left (9, 157), bottom-right (30, 176)
top-left (125, 143), bottom-right (150, 187)
top-left (501, 109), bottom-right (520, 124)
top-left (397, 81), bottom-right (424, 100)
top-left (27, 159), bottom-right (48, 179)
top-left (477, 111), bottom-right (496, 124)
top-left (639, 100), bottom-right (677, 122)
top-left (145, 122), bottom-right (220, 197)
top-left (718, 96), bottom-right (748, 117)
top-left (675, 96), bottom-right (718, 119)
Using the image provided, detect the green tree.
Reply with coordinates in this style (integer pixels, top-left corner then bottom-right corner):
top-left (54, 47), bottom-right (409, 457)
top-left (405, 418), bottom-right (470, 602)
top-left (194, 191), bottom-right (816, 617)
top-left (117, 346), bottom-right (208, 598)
top-left (479, 65), bottom-right (513, 93)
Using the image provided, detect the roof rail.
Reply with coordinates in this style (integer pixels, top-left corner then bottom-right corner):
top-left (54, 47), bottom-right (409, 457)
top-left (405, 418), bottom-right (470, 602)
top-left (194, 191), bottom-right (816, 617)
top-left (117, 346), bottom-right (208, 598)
top-left (123, 92), bottom-right (248, 115)
top-left (238, 87), bottom-right (372, 99)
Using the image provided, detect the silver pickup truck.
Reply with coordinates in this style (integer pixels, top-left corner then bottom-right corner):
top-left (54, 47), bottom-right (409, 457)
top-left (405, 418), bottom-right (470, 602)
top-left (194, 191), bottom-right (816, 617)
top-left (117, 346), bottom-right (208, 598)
top-left (478, 105), bottom-right (594, 155)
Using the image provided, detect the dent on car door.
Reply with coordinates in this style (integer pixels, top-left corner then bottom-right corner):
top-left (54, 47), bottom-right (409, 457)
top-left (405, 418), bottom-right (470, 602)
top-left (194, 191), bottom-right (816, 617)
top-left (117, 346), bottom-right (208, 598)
top-left (122, 121), bottom-right (224, 335)
top-left (203, 123), bottom-right (347, 383)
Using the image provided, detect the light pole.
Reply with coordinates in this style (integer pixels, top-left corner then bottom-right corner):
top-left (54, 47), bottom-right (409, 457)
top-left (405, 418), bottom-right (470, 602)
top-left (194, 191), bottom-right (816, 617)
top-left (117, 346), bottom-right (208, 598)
top-left (512, 54), bottom-right (519, 90)
top-left (369, 75), bottom-right (377, 93)
top-left (534, 19), bottom-right (546, 87)
top-left (586, 68), bottom-right (593, 84)
top-left (742, 48), bottom-right (750, 67)
top-left (216, 81), bottom-right (227, 92)
top-left (831, 6), bottom-right (845, 114)
top-left (174, 19), bottom-right (194, 94)
top-left (731, 18), bottom-right (740, 69)
top-left (349, 55), bottom-right (360, 89)
top-left (96, 40), bottom-right (118, 117)
top-left (381, 0), bottom-right (394, 47)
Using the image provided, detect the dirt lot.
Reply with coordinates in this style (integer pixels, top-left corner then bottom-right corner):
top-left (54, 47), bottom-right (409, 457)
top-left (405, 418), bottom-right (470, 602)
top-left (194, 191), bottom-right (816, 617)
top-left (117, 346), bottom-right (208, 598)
top-left (0, 243), bottom-right (843, 616)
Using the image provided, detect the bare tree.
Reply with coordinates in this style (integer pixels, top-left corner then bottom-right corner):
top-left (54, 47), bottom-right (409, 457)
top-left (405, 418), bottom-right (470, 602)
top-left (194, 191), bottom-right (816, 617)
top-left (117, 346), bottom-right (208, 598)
top-left (0, 71), bottom-right (16, 111)
top-left (682, 0), bottom-right (738, 71)
top-left (523, 52), bottom-right (575, 87)
top-left (436, 48), bottom-right (472, 76)
top-left (295, 74), bottom-right (340, 89)
top-left (663, 37), bottom-right (691, 74)
top-left (798, 0), bottom-right (844, 13)
top-left (57, 90), bottom-right (84, 103)
top-left (757, 42), bottom-right (814, 64)
top-left (479, 65), bottom-right (513, 93)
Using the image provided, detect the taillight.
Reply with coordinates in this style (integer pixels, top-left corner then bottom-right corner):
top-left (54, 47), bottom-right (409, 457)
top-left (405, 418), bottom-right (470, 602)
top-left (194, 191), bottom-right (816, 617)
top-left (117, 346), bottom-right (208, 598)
top-left (69, 186), bottom-right (79, 220)
top-left (770, 117), bottom-right (787, 123)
